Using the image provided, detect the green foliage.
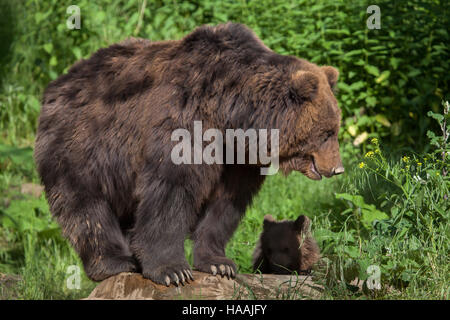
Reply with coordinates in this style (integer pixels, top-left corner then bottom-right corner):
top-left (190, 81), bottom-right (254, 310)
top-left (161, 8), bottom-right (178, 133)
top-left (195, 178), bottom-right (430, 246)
top-left (0, 144), bottom-right (34, 177)
top-left (0, 144), bottom-right (93, 299)
top-left (334, 104), bottom-right (449, 294)
top-left (0, 193), bottom-right (94, 299)
top-left (0, 0), bottom-right (449, 148)
top-left (335, 193), bottom-right (388, 230)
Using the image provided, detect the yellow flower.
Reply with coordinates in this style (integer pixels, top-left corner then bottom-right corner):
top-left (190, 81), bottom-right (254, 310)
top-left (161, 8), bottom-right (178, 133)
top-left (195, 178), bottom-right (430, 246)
top-left (402, 156), bottom-right (410, 163)
top-left (436, 172), bottom-right (440, 176)
top-left (359, 162), bottom-right (366, 169)
top-left (417, 162), bottom-right (422, 166)
top-left (371, 138), bottom-right (379, 145)
top-left (365, 151), bottom-right (375, 158)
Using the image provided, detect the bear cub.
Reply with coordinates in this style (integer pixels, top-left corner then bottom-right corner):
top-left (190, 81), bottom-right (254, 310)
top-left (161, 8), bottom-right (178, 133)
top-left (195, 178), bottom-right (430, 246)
top-left (252, 214), bottom-right (320, 274)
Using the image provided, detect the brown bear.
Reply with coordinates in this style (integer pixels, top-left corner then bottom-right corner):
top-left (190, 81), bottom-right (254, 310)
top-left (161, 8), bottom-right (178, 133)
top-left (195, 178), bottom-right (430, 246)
top-left (34, 23), bottom-right (343, 286)
top-left (252, 215), bottom-right (320, 275)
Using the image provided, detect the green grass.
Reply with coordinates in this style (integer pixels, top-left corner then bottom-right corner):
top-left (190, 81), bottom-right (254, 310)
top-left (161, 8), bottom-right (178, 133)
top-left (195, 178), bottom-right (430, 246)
top-left (0, 142), bottom-right (447, 299)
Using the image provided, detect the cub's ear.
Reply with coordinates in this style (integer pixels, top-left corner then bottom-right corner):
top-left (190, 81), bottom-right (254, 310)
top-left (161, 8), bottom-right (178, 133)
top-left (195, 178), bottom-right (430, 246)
top-left (294, 215), bottom-right (311, 233)
top-left (263, 214), bottom-right (276, 229)
top-left (291, 70), bottom-right (319, 101)
top-left (321, 66), bottom-right (339, 88)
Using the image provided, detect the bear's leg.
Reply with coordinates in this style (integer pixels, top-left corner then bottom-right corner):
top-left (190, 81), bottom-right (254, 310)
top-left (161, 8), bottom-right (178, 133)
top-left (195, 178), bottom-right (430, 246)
top-left (54, 197), bottom-right (137, 281)
top-left (130, 181), bottom-right (195, 286)
top-left (192, 165), bottom-right (265, 278)
top-left (191, 193), bottom-right (240, 278)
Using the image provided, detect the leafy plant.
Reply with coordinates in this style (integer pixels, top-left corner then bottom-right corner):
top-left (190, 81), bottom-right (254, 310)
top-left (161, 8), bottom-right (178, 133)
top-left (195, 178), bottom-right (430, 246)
top-left (343, 101), bottom-right (450, 290)
top-left (335, 192), bottom-right (388, 231)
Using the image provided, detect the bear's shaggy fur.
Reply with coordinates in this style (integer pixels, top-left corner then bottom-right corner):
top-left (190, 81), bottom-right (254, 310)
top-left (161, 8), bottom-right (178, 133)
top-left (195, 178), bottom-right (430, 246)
top-left (34, 23), bottom-right (343, 286)
top-left (252, 215), bottom-right (320, 274)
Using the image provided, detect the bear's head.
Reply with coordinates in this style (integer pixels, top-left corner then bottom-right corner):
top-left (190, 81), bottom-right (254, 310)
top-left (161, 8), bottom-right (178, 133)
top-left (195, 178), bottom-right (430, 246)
top-left (220, 24), bottom-right (344, 179)
top-left (274, 61), bottom-right (344, 180)
top-left (178, 23), bottom-right (344, 180)
top-left (259, 214), bottom-right (321, 274)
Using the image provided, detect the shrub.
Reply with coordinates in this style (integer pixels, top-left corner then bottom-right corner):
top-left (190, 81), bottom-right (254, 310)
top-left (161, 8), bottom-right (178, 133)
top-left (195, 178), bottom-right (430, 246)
top-left (324, 101), bottom-right (449, 295)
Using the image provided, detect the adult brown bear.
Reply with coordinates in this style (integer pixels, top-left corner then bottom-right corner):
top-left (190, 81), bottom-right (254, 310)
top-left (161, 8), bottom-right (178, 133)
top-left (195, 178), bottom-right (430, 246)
top-left (34, 23), bottom-right (344, 286)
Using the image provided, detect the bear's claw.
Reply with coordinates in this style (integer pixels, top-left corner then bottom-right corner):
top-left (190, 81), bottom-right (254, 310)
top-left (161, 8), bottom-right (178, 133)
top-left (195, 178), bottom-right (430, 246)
top-left (210, 265), bottom-right (217, 275)
top-left (143, 261), bottom-right (193, 286)
top-left (215, 264), bottom-right (234, 279)
top-left (205, 262), bottom-right (235, 279)
top-left (186, 269), bottom-right (194, 281)
top-left (219, 264), bottom-right (226, 276)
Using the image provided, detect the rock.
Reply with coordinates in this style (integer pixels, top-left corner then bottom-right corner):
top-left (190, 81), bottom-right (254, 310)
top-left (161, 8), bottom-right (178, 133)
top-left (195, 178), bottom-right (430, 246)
top-left (235, 273), bottom-right (324, 299)
top-left (86, 272), bottom-right (324, 300)
top-left (20, 183), bottom-right (44, 198)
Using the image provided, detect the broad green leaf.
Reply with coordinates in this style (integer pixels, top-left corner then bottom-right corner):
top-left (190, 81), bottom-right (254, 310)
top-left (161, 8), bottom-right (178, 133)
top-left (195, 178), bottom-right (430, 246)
top-left (361, 208), bottom-right (389, 226)
top-left (375, 70), bottom-right (390, 83)
top-left (72, 47), bottom-right (82, 60)
top-left (427, 111), bottom-right (444, 123)
top-left (365, 65), bottom-right (380, 77)
top-left (344, 246), bottom-right (360, 259)
top-left (375, 114), bottom-right (391, 127)
top-left (49, 56), bottom-right (58, 66)
top-left (43, 43), bottom-right (53, 54)
top-left (366, 96), bottom-right (377, 107)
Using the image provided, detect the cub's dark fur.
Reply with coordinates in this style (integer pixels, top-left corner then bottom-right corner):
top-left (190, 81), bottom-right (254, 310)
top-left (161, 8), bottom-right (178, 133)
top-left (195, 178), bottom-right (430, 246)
top-left (252, 215), bottom-right (320, 274)
top-left (34, 23), bottom-right (342, 285)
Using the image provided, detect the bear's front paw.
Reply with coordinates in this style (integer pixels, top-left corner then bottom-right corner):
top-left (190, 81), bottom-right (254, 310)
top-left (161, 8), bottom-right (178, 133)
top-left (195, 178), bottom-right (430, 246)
top-left (142, 262), bottom-right (194, 287)
top-left (194, 256), bottom-right (237, 279)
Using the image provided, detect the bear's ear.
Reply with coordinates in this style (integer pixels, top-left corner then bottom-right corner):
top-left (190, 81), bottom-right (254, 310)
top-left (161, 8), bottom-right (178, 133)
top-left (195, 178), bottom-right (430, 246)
top-left (321, 66), bottom-right (339, 88)
top-left (263, 214), bottom-right (276, 229)
top-left (290, 70), bottom-right (319, 101)
top-left (294, 215), bottom-right (311, 233)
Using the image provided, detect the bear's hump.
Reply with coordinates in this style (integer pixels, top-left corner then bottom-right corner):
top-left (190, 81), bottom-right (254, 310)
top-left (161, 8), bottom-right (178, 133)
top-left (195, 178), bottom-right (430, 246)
top-left (180, 22), bottom-right (271, 55)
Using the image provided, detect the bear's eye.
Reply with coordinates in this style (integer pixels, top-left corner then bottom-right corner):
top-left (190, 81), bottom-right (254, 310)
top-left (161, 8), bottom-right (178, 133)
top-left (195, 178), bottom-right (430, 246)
top-left (323, 130), bottom-right (334, 142)
top-left (288, 90), bottom-right (298, 103)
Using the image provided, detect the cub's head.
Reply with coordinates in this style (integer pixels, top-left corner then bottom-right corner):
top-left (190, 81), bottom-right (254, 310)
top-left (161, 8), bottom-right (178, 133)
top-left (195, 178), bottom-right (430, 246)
top-left (257, 214), bottom-right (320, 274)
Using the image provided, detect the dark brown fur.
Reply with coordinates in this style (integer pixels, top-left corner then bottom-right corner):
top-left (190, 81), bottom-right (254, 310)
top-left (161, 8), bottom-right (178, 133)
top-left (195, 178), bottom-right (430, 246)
top-left (252, 215), bottom-right (320, 274)
top-left (34, 23), bottom-right (343, 285)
